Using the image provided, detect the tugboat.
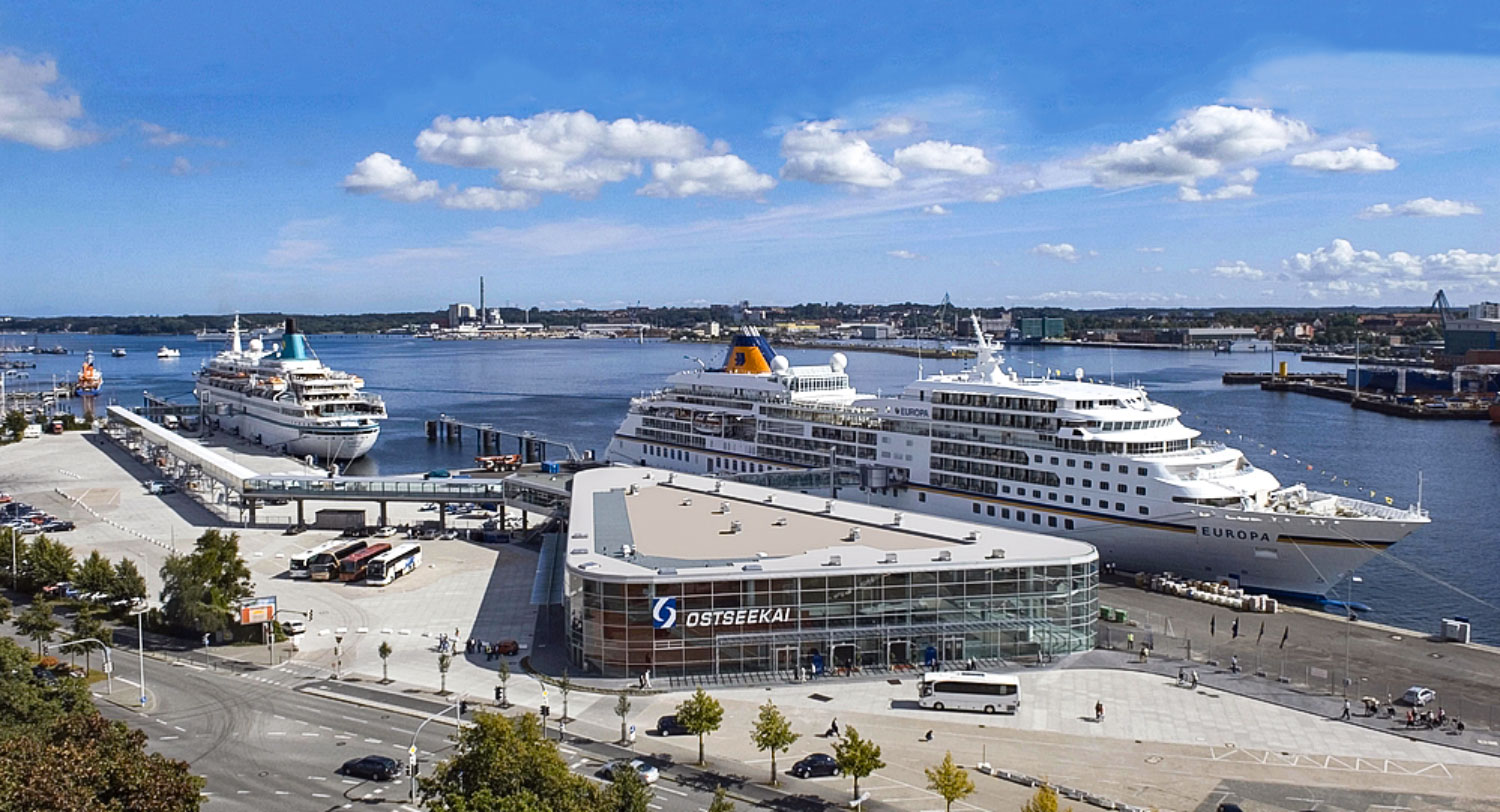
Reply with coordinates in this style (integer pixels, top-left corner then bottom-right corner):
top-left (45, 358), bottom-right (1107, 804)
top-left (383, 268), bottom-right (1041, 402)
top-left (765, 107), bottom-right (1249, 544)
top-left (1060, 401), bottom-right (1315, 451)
top-left (74, 351), bottom-right (103, 397)
top-left (111, 348), bottom-right (127, 358)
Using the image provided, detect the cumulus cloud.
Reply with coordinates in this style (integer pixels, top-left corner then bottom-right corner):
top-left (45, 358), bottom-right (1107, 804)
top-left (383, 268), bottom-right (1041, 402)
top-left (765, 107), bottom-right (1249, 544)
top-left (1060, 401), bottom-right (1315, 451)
top-left (0, 52), bottom-right (96, 149)
top-left (1031, 243), bottom-right (1089, 262)
top-left (1283, 238), bottom-right (1500, 297)
top-left (1085, 105), bottom-right (1312, 188)
top-left (892, 139), bottom-right (994, 175)
top-left (1359, 197), bottom-right (1482, 219)
top-left (780, 120), bottom-right (902, 188)
top-left (921, 204), bottom-right (950, 216)
top-left (1179, 168), bottom-right (1258, 202)
top-left (886, 249), bottom-right (923, 260)
top-left (1290, 146), bottom-right (1397, 172)
top-left (1137, 246), bottom-right (1165, 253)
top-left (1210, 260), bottom-right (1266, 280)
top-left (342, 152), bottom-right (535, 210)
top-left (638, 154), bottom-right (775, 199)
top-left (169, 156), bottom-right (195, 176)
top-left (137, 121), bottom-right (225, 148)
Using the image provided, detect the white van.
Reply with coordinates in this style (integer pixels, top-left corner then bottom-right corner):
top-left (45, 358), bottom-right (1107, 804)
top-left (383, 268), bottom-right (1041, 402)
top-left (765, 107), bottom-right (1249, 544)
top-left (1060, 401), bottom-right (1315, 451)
top-left (162, 415), bottom-right (180, 430)
top-left (22, 424), bottom-right (42, 440)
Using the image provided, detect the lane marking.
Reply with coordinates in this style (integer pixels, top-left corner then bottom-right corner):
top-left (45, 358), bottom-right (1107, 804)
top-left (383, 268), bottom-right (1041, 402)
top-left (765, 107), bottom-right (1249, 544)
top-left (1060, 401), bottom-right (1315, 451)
top-left (658, 786), bottom-right (688, 797)
top-left (308, 776), bottom-right (327, 781)
top-left (364, 738), bottom-right (382, 744)
top-left (172, 725), bottom-right (186, 732)
top-left (159, 736), bottom-right (180, 741)
top-left (301, 732), bottom-right (320, 737)
top-left (268, 731), bottom-right (286, 736)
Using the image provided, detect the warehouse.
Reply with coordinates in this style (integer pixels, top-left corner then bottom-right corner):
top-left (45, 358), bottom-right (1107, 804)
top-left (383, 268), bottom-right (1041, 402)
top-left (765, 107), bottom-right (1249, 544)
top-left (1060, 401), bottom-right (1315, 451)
top-left (564, 467), bottom-right (1098, 679)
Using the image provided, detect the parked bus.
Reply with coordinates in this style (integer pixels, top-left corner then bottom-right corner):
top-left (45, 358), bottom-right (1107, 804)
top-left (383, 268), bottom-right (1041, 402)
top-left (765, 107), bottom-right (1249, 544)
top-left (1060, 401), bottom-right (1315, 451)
top-left (290, 539), bottom-right (346, 579)
top-left (309, 540), bottom-right (368, 581)
top-left (338, 542), bottom-right (392, 582)
top-left (916, 672), bottom-right (1021, 714)
top-left (367, 543), bottom-right (422, 586)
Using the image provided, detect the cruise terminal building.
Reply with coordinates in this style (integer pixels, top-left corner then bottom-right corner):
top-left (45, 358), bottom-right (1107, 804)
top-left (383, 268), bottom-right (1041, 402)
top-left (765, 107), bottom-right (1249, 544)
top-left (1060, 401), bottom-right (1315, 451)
top-left (564, 467), bottom-right (1099, 678)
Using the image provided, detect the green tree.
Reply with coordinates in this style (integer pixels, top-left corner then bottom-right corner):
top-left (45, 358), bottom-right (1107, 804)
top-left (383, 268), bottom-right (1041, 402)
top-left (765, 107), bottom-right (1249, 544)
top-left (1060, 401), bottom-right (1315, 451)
top-left (2, 410), bottom-right (27, 441)
top-left (0, 527), bottom-right (14, 575)
top-left (74, 551), bottom-right (115, 596)
top-left (110, 557), bottom-right (148, 605)
top-left (1021, 784), bottom-right (1070, 812)
top-left (420, 711), bottom-right (599, 812)
top-left (437, 652), bottom-right (451, 695)
top-left (832, 725), bottom-right (885, 800)
top-left (924, 751), bottom-right (975, 812)
top-left (558, 669), bottom-right (572, 721)
top-left (0, 595), bottom-right (11, 625)
top-left (17, 601), bottom-right (60, 656)
top-left (24, 535), bottom-right (76, 593)
top-left (615, 693), bottom-right (632, 744)
top-left (158, 530), bottom-right (253, 635)
top-left (603, 759), bottom-right (654, 812)
top-left (674, 688), bottom-right (724, 766)
top-left (497, 659), bottom-right (511, 708)
top-left (378, 641), bottom-right (392, 684)
top-left (67, 607), bottom-right (110, 673)
top-left (707, 786), bottom-right (735, 812)
top-left (749, 700), bottom-right (800, 786)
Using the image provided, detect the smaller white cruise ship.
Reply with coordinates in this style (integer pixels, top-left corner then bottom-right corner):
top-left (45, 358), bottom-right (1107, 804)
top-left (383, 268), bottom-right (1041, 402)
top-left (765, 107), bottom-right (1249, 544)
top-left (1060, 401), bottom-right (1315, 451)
top-left (195, 317), bottom-right (385, 461)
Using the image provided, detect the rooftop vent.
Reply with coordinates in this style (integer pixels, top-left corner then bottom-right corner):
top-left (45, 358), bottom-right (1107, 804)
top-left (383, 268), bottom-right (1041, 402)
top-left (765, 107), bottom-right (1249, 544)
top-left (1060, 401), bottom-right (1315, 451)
top-left (570, 548), bottom-right (589, 555)
top-left (714, 481), bottom-right (723, 493)
top-left (657, 567), bottom-right (677, 575)
top-left (824, 499), bottom-right (835, 514)
top-left (846, 527), bottom-right (861, 542)
top-left (570, 531), bottom-right (590, 539)
top-left (764, 494), bottom-right (775, 504)
top-left (882, 552), bottom-right (899, 564)
top-left (729, 520), bottom-right (743, 534)
top-left (934, 550), bottom-right (953, 562)
top-left (742, 563), bottom-right (763, 572)
top-left (627, 483), bottom-right (639, 495)
top-left (824, 555), bottom-right (842, 567)
top-left (719, 501), bottom-right (731, 514)
top-left (680, 497), bottom-right (693, 507)
top-left (621, 544), bottom-right (634, 557)
top-left (890, 512), bottom-right (903, 527)
top-left (965, 530), bottom-right (982, 542)
top-left (666, 473), bottom-right (675, 484)
top-left (755, 551), bottom-right (769, 559)
top-left (579, 561), bottom-right (599, 570)
top-left (772, 517), bottom-right (788, 527)
top-left (987, 548), bottom-right (1006, 560)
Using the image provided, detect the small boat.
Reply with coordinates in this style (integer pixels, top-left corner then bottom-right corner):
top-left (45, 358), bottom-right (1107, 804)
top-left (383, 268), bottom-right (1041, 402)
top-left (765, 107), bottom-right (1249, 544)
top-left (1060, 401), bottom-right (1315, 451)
top-left (157, 346), bottom-right (181, 359)
top-left (111, 348), bottom-right (127, 357)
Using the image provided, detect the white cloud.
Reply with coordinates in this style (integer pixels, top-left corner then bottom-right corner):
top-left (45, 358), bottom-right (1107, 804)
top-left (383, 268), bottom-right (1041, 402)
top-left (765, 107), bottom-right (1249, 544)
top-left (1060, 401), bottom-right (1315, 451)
top-left (1283, 238), bottom-right (1500, 297)
top-left (861, 116), bottom-right (919, 139)
top-left (1359, 197), bottom-right (1482, 219)
top-left (1016, 290), bottom-right (1195, 305)
top-left (1084, 105), bottom-right (1312, 188)
top-left (892, 140), bottom-right (994, 175)
top-left (780, 120), bottom-right (902, 188)
top-left (1289, 146), bottom-right (1397, 172)
top-left (1137, 246), bottom-right (1165, 253)
top-left (886, 249), bottom-right (923, 260)
top-left (921, 204), bottom-right (950, 216)
top-left (638, 155), bottom-right (775, 199)
top-left (1179, 168), bottom-right (1258, 202)
top-left (1210, 260), bottom-right (1266, 280)
top-left (137, 120), bottom-right (224, 148)
top-left (265, 239), bottom-right (331, 266)
top-left (343, 152), bottom-right (537, 210)
top-left (0, 52), bottom-right (96, 149)
top-left (414, 110), bottom-right (716, 197)
top-left (439, 186), bottom-right (536, 211)
top-left (1031, 242), bottom-right (1087, 262)
top-left (169, 156), bottom-right (195, 176)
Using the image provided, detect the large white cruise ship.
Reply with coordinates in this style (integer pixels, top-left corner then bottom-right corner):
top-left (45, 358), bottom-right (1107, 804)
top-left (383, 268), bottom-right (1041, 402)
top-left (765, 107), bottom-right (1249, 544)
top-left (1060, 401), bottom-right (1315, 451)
top-left (195, 317), bottom-right (385, 461)
top-left (606, 320), bottom-right (1429, 598)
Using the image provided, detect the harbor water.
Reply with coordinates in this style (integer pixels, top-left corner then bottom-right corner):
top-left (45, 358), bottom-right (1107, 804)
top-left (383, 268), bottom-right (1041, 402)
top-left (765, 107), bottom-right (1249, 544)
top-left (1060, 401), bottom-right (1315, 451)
top-left (5, 333), bottom-right (1497, 643)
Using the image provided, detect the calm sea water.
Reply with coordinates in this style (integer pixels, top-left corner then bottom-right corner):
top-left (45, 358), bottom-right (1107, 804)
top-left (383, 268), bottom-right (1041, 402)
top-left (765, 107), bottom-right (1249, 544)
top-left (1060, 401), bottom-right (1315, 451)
top-left (7, 332), bottom-right (1498, 642)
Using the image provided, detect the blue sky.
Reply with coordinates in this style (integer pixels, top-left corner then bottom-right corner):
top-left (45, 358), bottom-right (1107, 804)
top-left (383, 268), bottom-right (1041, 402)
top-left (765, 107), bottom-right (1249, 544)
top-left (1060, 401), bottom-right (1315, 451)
top-left (1, 2), bottom-right (1497, 315)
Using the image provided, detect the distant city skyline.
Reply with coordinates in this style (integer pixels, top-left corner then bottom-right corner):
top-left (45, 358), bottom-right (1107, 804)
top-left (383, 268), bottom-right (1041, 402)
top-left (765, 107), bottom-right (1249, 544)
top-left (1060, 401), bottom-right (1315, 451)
top-left (0, 2), bottom-right (1496, 315)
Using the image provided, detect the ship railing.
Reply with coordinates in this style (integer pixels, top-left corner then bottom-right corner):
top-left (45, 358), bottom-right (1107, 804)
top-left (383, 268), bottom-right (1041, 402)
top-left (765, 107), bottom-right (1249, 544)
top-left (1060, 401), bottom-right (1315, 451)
top-left (1323, 492), bottom-right (1427, 520)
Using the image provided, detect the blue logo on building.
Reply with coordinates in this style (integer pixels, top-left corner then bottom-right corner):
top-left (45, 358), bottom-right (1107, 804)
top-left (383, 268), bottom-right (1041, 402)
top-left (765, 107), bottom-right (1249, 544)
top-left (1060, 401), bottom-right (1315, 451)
top-left (651, 597), bottom-right (678, 629)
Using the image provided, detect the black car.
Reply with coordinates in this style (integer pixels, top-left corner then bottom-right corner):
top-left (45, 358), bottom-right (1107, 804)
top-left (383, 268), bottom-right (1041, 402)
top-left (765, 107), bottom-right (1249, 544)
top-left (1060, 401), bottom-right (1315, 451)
top-left (340, 755), bottom-right (400, 781)
top-left (656, 714), bottom-right (691, 736)
top-left (41, 520), bottom-right (75, 532)
top-left (791, 753), bottom-right (840, 779)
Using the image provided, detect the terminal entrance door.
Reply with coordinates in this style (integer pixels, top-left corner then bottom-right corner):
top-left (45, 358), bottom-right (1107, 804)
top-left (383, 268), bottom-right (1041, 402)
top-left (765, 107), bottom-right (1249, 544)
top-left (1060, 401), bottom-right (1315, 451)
top-left (832, 643), bottom-right (857, 674)
top-left (887, 639), bottom-right (909, 668)
top-left (941, 636), bottom-right (965, 665)
top-left (775, 646), bottom-right (798, 674)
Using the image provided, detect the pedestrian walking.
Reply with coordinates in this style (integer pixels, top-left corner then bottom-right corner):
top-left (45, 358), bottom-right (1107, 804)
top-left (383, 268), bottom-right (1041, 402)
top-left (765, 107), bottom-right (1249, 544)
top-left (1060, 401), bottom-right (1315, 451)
top-left (1230, 655), bottom-right (1239, 673)
top-left (1177, 667), bottom-right (1185, 686)
top-left (923, 730), bottom-right (934, 742)
top-left (1094, 700), bottom-right (1104, 722)
top-left (1127, 632), bottom-right (1135, 650)
top-left (1231, 618), bottom-right (1239, 639)
top-left (1341, 699), bottom-right (1351, 721)
top-left (1191, 670), bottom-right (1199, 689)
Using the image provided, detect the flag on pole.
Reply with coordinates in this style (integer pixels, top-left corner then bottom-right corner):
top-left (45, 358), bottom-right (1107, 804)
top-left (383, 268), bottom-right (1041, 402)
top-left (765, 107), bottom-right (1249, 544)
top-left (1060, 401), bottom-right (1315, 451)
top-left (1210, 615), bottom-right (1216, 637)
top-left (1231, 618), bottom-right (1239, 639)
top-left (1280, 626), bottom-right (1289, 649)
top-left (1258, 621), bottom-right (1265, 644)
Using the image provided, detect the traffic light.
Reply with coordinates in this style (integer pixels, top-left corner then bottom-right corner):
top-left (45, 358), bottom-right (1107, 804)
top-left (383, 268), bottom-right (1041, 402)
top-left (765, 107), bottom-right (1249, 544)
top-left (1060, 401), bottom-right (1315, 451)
top-left (308, 610), bottom-right (314, 622)
top-left (494, 686), bottom-right (503, 702)
top-left (540, 704), bottom-right (550, 718)
top-left (460, 700), bottom-right (469, 714)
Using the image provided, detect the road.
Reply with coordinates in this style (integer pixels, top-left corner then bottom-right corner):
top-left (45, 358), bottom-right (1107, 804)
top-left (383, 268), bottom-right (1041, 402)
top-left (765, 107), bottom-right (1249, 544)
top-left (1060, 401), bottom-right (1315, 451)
top-left (91, 650), bottom-right (798, 812)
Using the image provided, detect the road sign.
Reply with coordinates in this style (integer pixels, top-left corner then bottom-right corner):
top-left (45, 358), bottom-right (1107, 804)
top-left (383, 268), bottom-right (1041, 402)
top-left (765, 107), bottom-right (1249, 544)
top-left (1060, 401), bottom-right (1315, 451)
top-left (629, 724), bottom-right (635, 734)
top-left (237, 595), bottom-right (276, 625)
top-left (102, 661), bottom-right (112, 674)
top-left (409, 745), bottom-right (417, 756)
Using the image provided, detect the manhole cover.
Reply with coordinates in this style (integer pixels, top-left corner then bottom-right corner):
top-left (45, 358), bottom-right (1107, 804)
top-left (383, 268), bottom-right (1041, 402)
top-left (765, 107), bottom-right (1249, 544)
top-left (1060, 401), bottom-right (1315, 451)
top-left (887, 679), bottom-right (902, 686)
top-left (809, 693), bottom-right (833, 702)
top-left (1144, 756), bottom-right (1162, 764)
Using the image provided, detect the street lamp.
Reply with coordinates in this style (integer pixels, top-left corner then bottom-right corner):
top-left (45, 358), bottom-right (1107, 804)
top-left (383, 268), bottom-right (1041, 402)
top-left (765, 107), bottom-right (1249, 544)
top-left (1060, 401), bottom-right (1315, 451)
top-left (408, 696), bottom-right (464, 802)
top-left (1343, 575), bottom-right (1362, 697)
top-left (49, 638), bottom-right (113, 694)
top-left (129, 601), bottom-right (151, 708)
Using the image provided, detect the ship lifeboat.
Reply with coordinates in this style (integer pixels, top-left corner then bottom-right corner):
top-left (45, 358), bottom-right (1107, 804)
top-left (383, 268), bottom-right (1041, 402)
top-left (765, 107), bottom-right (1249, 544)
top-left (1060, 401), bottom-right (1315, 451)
top-left (692, 412), bottom-right (724, 434)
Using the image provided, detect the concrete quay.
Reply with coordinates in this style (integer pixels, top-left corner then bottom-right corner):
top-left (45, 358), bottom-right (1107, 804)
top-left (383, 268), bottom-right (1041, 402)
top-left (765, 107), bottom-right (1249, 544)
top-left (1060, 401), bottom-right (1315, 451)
top-left (5, 429), bottom-right (1500, 811)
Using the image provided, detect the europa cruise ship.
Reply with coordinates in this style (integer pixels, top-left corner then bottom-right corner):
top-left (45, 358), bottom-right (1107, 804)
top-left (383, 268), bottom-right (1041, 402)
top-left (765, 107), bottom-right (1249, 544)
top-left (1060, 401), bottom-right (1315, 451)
top-left (195, 317), bottom-right (386, 461)
top-left (606, 320), bottom-right (1428, 598)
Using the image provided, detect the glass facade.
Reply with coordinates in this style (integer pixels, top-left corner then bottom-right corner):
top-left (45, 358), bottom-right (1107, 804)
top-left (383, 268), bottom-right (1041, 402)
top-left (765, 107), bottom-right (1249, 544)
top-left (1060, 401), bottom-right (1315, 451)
top-left (567, 558), bottom-right (1097, 678)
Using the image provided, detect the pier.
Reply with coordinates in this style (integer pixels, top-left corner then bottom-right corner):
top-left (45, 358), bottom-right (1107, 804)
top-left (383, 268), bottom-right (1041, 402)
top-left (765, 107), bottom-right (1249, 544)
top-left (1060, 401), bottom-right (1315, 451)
top-left (1222, 371), bottom-right (1344, 385)
top-left (1257, 379), bottom-right (1493, 419)
top-left (424, 414), bottom-right (587, 462)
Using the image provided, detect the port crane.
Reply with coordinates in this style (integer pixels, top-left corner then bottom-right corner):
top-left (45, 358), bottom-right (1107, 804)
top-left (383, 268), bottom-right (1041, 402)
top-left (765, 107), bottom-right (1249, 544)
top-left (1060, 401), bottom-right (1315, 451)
top-left (1429, 289), bottom-right (1457, 329)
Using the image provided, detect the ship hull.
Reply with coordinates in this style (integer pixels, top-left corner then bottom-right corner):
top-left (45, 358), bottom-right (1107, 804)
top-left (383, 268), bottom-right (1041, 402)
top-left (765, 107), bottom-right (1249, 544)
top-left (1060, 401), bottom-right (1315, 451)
top-left (605, 434), bottom-right (1418, 599)
top-left (200, 391), bottom-right (379, 462)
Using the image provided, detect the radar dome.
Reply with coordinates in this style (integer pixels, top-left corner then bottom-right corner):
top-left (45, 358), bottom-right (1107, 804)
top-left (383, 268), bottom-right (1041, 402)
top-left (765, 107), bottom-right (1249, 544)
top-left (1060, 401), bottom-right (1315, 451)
top-left (249, 338), bottom-right (264, 352)
top-left (771, 355), bottom-right (791, 374)
top-left (829, 352), bottom-right (848, 373)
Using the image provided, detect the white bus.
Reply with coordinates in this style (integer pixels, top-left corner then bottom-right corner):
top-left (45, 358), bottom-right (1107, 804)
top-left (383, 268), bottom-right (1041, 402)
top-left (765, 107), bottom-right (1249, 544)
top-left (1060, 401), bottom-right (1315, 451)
top-left (917, 671), bottom-right (1021, 714)
top-left (367, 543), bottom-right (422, 587)
top-left (289, 539), bottom-right (346, 579)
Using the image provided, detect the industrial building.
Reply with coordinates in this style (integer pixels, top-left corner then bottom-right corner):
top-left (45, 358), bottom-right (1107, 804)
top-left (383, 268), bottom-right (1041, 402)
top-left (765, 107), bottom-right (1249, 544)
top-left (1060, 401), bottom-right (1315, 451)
top-left (564, 467), bottom-right (1099, 679)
